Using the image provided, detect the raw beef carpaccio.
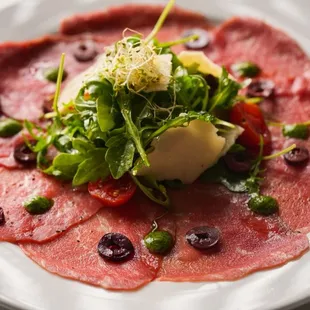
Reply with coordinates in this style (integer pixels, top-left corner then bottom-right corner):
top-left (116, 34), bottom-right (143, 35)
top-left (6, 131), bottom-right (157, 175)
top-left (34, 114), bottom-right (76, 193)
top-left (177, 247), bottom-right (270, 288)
top-left (0, 5), bottom-right (308, 291)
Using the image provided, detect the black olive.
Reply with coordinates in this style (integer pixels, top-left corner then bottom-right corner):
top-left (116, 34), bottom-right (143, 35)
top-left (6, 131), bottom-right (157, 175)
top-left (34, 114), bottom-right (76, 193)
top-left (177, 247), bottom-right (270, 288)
top-left (0, 207), bottom-right (5, 226)
top-left (223, 153), bottom-right (252, 173)
top-left (186, 226), bottom-right (220, 250)
top-left (183, 28), bottom-right (209, 49)
top-left (98, 233), bottom-right (134, 262)
top-left (246, 79), bottom-right (275, 98)
top-left (73, 40), bottom-right (98, 62)
top-left (284, 146), bottom-right (309, 166)
top-left (14, 141), bottom-right (37, 165)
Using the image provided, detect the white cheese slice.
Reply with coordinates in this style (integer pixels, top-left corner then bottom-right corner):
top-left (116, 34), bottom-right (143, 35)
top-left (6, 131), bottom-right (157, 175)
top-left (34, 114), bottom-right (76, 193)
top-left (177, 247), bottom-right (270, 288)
top-left (136, 120), bottom-right (226, 184)
top-left (178, 51), bottom-right (223, 77)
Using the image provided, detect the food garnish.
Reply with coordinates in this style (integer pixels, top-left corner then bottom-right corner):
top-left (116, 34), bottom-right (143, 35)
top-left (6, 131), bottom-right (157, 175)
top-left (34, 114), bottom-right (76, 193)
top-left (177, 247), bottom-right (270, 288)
top-left (44, 67), bottom-right (67, 83)
top-left (246, 79), bottom-right (275, 98)
top-left (231, 61), bottom-right (261, 78)
top-left (182, 28), bottom-right (209, 49)
top-left (284, 146), bottom-right (309, 165)
top-left (14, 141), bottom-right (37, 165)
top-left (185, 226), bottom-right (220, 250)
top-left (282, 123), bottom-right (309, 139)
top-left (248, 195), bottom-right (279, 215)
top-left (0, 118), bottom-right (22, 137)
top-left (24, 0), bottom-right (297, 220)
top-left (144, 230), bottom-right (174, 254)
top-left (97, 233), bottom-right (134, 262)
top-left (23, 196), bottom-right (54, 215)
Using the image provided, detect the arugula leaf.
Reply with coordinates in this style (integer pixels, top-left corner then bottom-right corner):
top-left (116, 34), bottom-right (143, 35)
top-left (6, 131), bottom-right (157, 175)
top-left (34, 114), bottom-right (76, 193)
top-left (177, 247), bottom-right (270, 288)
top-left (105, 137), bottom-right (135, 179)
top-left (118, 93), bottom-right (150, 166)
top-left (131, 175), bottom-right (170, 207)
top-left (73, 149), bottom-right (109, 186)
top-left (96, 93), bottom-right (116, 132)
top-left (72, 138), bottom-right (95, 153)
top-left (209, 68), bottom-right (241, 112)
top-left (46, 153), bottom-right (85, 179)
top-left (145, 111), bottom-right (216, 145)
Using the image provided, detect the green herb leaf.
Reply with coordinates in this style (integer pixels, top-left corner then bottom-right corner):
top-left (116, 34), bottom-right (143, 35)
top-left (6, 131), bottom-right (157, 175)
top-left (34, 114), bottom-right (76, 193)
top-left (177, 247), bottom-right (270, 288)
top-left (73, 149), bottom-right (109, 186)
top-left (96, 93), bottom-right (116, 132)
top-left (47, 153), bottom-right (85, 179)
top-left (131, 175), bottom-right (170, 207)
top-left (105, 137), bottom-right (135, 179)
top-left (118, 94), bottom-right (150, 166)
top-left (72, 138), bottom-right (95, 153)
top-left (209, 68), bottom-right (241, 112)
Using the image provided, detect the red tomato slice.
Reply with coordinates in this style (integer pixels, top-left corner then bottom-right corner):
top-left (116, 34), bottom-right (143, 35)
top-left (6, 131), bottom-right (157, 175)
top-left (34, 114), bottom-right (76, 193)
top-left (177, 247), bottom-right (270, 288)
top-left (88, 174), bottom-right (137, 207)
top-left (230, 102), bottom-right (271, 150)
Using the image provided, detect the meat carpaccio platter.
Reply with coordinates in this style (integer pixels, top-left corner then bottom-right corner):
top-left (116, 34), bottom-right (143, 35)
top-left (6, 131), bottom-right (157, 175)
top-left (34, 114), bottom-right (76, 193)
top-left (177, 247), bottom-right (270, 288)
top-left (1, 0), bottom-right (310, 295)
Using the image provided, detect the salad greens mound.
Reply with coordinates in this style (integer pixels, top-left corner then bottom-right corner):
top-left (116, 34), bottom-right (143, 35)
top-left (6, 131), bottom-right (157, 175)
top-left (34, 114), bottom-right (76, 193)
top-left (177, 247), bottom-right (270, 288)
top-left (26, 0), bottom-right (243, 206)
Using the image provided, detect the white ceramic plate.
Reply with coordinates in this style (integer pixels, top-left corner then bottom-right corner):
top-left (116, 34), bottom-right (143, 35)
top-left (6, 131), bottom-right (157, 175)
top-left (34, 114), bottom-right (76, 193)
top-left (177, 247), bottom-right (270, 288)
top-left (1, 0), bottom-right (310, 309)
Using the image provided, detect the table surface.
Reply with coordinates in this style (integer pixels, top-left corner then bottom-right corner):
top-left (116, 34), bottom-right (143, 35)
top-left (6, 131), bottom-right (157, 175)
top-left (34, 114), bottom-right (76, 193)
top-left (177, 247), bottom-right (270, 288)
top-left (0, 0), bottom-right (310, 309)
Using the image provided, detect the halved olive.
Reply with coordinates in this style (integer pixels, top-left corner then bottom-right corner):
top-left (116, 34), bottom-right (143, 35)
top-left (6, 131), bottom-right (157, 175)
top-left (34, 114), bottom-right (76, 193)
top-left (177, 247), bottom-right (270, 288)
top-left (0, 207), bottom-right (5, 226)
top-left (14, 141), bottom-right (37, 165)
top-left (246, 79), bottom-right (275, 98)
top-left (98, 233), bottom-right (134, 262)
top-left (73, 40), bottom-right (98, 62)
top-left (183, 28), bottom-right (209, 49)
top-left (223, 153), bottom-right (252, 173)
top-left (284, 146), bottom-right (309, 166)
top-left (186, 226), bottom-right (220, 250)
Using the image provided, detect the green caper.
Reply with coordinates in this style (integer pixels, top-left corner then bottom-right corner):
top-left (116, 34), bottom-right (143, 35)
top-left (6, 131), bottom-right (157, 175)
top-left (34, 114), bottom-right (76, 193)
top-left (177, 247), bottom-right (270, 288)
top-left (44, 67), bottom-right (67, 83)
top-left (248, 195), bottom-right (279, 215)
top-left (231, 61), bottom-right (261, 78)
top-left (0, 118), bottom-right (23, 138)
top-left (23, 196), bottom-right (54, 215)
top-left (282, 124), bottom-right (308, 140)
top-left (144, 230), bottom-right (174, 254)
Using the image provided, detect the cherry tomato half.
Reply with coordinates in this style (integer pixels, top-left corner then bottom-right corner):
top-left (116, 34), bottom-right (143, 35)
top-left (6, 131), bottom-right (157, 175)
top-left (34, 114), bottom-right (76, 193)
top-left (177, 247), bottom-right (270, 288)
top-left (88, 174), bottom-right (137, 207)
top-left (230, 102), bottom-right (271, 150)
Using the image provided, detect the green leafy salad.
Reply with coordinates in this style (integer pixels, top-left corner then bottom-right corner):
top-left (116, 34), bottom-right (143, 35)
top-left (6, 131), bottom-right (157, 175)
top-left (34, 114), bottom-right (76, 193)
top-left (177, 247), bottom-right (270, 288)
top-left (23, 0), bottom-right (296, 213)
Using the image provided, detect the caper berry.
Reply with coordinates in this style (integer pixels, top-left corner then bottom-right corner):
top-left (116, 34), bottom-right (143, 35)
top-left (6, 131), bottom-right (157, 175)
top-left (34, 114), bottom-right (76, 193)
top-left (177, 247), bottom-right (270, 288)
top-left (44, 67), bottom-right (67, 83)
top-left (23, 196), bottom-right (54, 215)
top-left (0, 118), bottom-right (22, 138)
top-left (248, 195), bottom-right (279, 215)
top-left (231, 61), bottom-right (261, 78)
top-left (282, 124), bottom-right (308, 140)
top-left (144, 230), bottom-right (174, 254)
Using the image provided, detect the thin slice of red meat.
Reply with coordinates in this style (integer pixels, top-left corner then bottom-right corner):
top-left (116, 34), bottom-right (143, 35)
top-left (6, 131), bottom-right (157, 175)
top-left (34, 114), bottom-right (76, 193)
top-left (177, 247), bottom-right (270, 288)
top-left (158, 184), bottom-right (308, 281)
top-left (20, 195), bottom-right (173, 290)
top-left (259, 92), bottom-right (310, 233)
top-left (59, 5), bottom-right (211, 55)
top-left (0, 35), bottom-right (105, 122)
top-left (0, 132), bottom-right (25, 169)
top-left (205, 17), bottom-right (310, 94)
top-left (60, 5), bottom-right (209, 35)
top-left (0, 167), bottom-right (106, 242)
